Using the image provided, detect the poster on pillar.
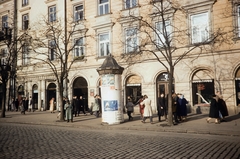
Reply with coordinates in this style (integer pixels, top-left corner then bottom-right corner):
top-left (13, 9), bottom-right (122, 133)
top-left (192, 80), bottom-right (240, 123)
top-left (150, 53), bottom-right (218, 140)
top-left (100, 74), bottom-right (124, 124)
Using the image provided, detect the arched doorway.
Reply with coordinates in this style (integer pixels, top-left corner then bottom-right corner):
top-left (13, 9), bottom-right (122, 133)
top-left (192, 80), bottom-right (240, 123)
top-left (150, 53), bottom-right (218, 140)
top-left (156, 72), bottom-right (173, 97)
top-left (32, 84), bottom-right (38, 110)
top-left (125, 75), bottom-right (142, 104)
top-left (47, 83), bottom-right (56, 110)
top-left (235, 67), bottom-right (240, 106)
top-left (72, 77), bottom-right (88, 110)
top-left (192, 69), bottom-right (214, 105)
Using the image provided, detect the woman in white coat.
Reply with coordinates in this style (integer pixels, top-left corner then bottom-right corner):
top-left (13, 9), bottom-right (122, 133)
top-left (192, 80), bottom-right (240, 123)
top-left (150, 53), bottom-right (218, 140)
top-left (141, 95), bottom-right (153, 124)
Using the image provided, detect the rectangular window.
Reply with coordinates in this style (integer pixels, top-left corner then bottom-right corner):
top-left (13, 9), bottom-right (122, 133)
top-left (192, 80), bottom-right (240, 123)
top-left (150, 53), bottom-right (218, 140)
top-left (22, 14), bottom-right (29, 30)
top-left (49, 5), bottom-right (56, 22)
top-left (74, 37), bottom-right (84, 57)
top-left (191, 12), bottom-right (209, 44)
top-left (99, 0), bottom-right (109, 15)
top-left (2, 15), bottom-right (8, 28)
top-left (125, 28), bottom-right (138, 53)
top-left (238, 5), bottom-right (240, 37)
top-left (22, 0), bottom-right (28, 6)
top-left (0, 48), bottom-right (8, 65)
top-left (22, 44), bottom-right (29, 65)
top-left (99, 33), bottom-right (110, 56)
top-left (155, 21), bottom-right (171, 46)
top-left (125, 0), bottom-right (137, 9)
top-left (74, 5), bottom-right (84, 22)
top-left (49, 40), bottom-right (56, 61)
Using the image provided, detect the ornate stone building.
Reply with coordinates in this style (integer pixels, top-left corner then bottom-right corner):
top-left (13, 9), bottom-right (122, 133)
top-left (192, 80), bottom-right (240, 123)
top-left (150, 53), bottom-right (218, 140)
top-left (1, 0), bottom-right (240, 115)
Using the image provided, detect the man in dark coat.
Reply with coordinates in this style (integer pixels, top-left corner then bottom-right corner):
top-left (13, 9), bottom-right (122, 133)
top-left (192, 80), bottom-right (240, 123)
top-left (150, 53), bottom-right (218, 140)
top-left (157, 93), bottom-right (167, 122)
top-left (72, 96), bottom-right (80, 117)
top-left (79, 96), bottom-right (86, 115)
top-left (206, 94), bottom-right (220, 124)
top-left (15, 98), bottom-right (19, 111)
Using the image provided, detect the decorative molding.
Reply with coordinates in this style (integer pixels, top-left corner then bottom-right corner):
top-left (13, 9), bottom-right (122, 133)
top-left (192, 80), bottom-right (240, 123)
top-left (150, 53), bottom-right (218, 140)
top-left (19, 7), bottom-right (31, 13)
top-left (44, 0), bottom-right (56, 4)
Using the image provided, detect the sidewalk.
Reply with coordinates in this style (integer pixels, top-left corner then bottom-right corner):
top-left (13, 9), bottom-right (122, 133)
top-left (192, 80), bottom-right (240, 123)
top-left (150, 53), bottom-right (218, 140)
top-left (0, 110), bottom-right (240, 137)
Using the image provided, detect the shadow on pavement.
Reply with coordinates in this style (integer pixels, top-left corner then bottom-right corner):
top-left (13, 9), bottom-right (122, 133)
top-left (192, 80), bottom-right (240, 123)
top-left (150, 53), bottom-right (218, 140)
top-left (225, 113), bottom-right (240, 122)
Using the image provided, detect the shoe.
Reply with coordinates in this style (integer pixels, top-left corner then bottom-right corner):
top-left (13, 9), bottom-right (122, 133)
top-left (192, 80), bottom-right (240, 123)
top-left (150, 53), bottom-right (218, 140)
top-left (151, 122), bottom-right (154, 124)
top-left (141, 121), bottom-right (145, 123)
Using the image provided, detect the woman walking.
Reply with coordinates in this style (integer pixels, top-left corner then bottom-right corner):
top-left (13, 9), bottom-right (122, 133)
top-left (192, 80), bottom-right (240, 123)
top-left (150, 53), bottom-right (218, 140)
top-left (141, 95), bottom-right (153, 124)
top-left (49, 97), bottom-right (55, 113)
top-left (206, 94), bottom-right (220, 124)
top-left (125, 99), bottom-right (134, 121)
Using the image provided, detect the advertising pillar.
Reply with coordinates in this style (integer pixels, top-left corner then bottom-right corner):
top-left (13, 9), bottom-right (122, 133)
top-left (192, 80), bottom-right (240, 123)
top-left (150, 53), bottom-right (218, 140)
top-left (97, 55), bottom-right (124, 125)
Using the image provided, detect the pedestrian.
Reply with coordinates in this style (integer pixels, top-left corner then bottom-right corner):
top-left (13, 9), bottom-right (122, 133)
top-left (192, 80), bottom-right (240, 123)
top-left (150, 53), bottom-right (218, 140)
top-left (15, 98), bottom-right (19, 111)
top-left (19, 98), bottom-right (25, 115)
top-left (11, 98), bottom-right (15, 111)
top-left (49, 97), bottom-right (55, 113)
top-left (206, 94), bottom-right (220, 124)
top-left (137, 95), bottom-right (145, 120)
top-left (64, 99), bottom-right (73, 123)
top-left (216, 92), bottom-right (229, 122)
top-left (22, 97), bottom-right (27, 114)
top-left (28, 96), bottom-right (34, 112)
top-left (141, 95), bottom-right (153, 124)
top-left (98, 95), bottom-right (102, 115)
top-left (157, 93), bottom-right (167, 122)
top-left (177, 94), bottom-right (188, 121)
top-left (125, 99), bottom-right (134, 121)
top-left (172, 92), bottom-right (179, 124)
top-left (92, 95), bottom-right (100, 118)
top-left (72, 96), bottom-right (80, 117)
top-left (79, 96), bottom-right (86, 115)
top-left (25, 97), bottom-right (29, 112)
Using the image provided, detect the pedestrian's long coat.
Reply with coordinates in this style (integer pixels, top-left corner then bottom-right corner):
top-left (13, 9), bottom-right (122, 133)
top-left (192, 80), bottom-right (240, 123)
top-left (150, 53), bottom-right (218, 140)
top-left (64, 103), bottom-right (73, 120)
top-left (209, 98), bottom-right (219, 118)
top-left (141, 98), bottom-right (153, 117)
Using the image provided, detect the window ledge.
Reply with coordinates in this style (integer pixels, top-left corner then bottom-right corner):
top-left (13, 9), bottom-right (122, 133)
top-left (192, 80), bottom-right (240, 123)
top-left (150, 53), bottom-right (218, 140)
top-left (19, 7), bottom-right (31, 13)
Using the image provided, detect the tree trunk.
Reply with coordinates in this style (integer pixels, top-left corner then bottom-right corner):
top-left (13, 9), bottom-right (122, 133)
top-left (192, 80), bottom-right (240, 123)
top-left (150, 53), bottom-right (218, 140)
top-left (167, 66), bottom-right (174, 126)
top-left (58, 83), bottom-right (64, 121)
top-left (1, 82), bottom-right (7, 118)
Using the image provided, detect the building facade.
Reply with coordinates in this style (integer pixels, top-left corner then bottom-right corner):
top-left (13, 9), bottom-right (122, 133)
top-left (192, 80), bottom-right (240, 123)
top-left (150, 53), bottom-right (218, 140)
top-left (4, 0), bottom-right (240, 115)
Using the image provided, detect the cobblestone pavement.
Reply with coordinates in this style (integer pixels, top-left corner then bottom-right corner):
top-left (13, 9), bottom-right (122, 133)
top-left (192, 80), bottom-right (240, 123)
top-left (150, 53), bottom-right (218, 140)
top-left (0, 123), bottom-right (240, 159)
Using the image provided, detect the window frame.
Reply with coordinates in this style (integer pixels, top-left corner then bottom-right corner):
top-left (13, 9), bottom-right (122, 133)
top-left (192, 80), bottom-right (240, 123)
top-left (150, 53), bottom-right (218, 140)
top-left (22, 44), bottom-right (29, 65)
top-left (74, 37), bottom-right (84, 57)
top-left (190, 12), bottom-right (209, 44)
top-left (22, 14), bottom-right (29, 30)
top-left (49, 5), bottom-right (57, 22)
top-left (125, 0), bottom-right (137, 9)
top-left (125, 27), bottom-right (138, 53)
top-left (49, 40), bottom-right (57, 61)
top-left (22, 0), bottom-right (29, 7)
top-left (0, 48), bottom-right (8, 65)
top-left (74, 4), bottom-right (84, 22)
top-left (155, 20), bottom-right (171, 47)
top-left (98, 32), bottom-right (110, 57)
top-left (98, 0), bottom-right (109, 16)
top-left (2, 15), bottom-right (8, 28)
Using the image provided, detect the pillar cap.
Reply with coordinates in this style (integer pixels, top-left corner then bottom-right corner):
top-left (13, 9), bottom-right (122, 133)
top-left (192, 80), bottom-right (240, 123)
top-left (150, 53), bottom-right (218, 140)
top-left (97, 55), bottom-right (124, 75)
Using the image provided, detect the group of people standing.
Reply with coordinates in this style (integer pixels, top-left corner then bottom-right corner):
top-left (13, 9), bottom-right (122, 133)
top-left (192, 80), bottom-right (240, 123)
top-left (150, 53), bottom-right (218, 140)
top-left (59, 95), bottom-right (87, 122)
top-left (61, 95), bottom-right (101, 123)
top-left (8, 97), bottom-right (34, 114)
top-left (125, 93), bottom-right (188, 125)
top-left (206, 92), bottom-right (229, 124)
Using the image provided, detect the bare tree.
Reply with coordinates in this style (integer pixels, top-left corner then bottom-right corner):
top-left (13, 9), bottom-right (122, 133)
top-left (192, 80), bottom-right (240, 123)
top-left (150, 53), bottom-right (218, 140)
top-left (28, 13), bottom-right (88, 121)
top-left (0, 27), bottom-right (29, 117)
top-left (118, 0), bottom-right (231, 125)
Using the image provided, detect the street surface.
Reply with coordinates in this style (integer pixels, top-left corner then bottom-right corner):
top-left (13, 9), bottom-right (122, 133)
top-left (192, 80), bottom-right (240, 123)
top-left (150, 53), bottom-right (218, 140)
top-left (0, 123), bottom-right (239, 159)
